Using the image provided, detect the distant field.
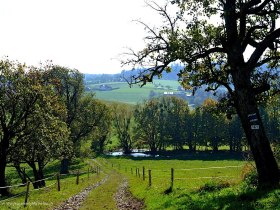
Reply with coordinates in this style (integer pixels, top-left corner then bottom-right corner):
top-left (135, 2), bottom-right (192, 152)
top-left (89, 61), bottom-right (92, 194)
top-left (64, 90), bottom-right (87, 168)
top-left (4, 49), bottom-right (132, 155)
top-left (87, 80), bottom-right (183, 104)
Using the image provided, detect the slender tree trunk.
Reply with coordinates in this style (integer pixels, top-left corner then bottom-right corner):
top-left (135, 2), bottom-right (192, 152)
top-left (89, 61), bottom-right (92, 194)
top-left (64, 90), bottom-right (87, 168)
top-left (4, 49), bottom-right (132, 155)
top-left (38, 159), bottom-right (45, 187)
top-left (233, 70), bottom-right (279, 188)
top-left (29, 162), bottom-right (40, 189)
top-left (14, 161), bottom-right (27, 184)
top-left (0, 136), bottom-right (9, 196)
top-left (0, 155), bottom-right (8, 196)
top-left (60, 159), bottom-right (69, 174)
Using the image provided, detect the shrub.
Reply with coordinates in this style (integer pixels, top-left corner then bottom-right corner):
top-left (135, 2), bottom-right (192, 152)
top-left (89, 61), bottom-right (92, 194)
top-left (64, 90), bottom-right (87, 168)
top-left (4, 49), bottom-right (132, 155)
top-left (241, 163), bottom-right (258, 188)
top-left (271, 143), bottom-right (280, 164)
top-left (198, 179), bottom-right (230, 193)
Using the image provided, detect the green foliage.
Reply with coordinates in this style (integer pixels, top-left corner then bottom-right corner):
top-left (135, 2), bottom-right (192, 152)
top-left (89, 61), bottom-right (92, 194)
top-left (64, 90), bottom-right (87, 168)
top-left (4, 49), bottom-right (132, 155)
top-left (112, 103), bottom-right (134, 154)
top-left (123, 0), bottom-right (280, 187)
top-left (90, 101), bottom-right (112, 154)
top-left (198, 180), bottom-right (230, 193)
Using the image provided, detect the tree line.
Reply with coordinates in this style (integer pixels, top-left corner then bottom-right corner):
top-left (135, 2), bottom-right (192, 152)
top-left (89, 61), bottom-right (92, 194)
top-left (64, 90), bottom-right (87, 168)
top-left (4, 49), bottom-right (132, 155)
top-left (111, 96), bottom-right (279, 155)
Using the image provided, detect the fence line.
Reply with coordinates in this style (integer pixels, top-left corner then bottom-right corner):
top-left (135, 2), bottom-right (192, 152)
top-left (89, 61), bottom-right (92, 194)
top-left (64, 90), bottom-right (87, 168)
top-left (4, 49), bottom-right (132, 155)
top-left (0, 183), bottom-right (26, 189)
top-left (29, 181), bottom-right (57, 192)
top-left (0, 168), bottom-right (96, 190)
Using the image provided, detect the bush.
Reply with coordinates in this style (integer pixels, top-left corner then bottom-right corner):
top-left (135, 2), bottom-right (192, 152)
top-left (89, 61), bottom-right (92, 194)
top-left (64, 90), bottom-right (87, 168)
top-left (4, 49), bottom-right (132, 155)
top-left (198, 179), bottom-right (230, 193)
top-left (271, 143), bottom-right (280, 164)
top-left (241, 163), bottom-right (258, 188)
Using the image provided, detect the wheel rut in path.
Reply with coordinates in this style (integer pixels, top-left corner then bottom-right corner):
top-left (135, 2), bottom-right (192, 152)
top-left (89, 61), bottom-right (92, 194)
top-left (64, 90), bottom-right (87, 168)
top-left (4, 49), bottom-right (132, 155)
top-left (115, 178), bottom-right (145, 210)
top-left (52, 175), bottom-right (109, 210)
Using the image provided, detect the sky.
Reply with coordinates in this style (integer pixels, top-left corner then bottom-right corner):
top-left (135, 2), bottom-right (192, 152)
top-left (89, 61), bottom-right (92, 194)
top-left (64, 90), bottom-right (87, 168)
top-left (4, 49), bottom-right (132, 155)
top-left (0, 0), bottom-right (165, 74)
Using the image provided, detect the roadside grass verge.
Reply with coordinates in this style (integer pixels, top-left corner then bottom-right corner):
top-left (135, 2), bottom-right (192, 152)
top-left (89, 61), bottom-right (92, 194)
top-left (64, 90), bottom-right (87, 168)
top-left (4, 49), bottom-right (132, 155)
top-left (102, 156), bottom-right (280, 210)
top-left (0, 159), bottom-right (104, 210)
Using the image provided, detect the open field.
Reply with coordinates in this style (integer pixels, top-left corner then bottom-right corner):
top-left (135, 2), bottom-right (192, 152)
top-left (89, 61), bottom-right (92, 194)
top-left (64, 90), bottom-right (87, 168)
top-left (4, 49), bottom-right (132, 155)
top-left (87, 80), bottom-right (183, 104)
top-left (101, 155), bottom-right (280, 210)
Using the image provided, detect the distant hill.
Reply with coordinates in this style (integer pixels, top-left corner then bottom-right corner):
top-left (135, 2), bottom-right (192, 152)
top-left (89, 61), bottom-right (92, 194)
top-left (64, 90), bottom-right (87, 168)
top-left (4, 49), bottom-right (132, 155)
top-left (84, 63), bottom-right (183, 85)
top-left (83, 64), bottom-right (226, 106)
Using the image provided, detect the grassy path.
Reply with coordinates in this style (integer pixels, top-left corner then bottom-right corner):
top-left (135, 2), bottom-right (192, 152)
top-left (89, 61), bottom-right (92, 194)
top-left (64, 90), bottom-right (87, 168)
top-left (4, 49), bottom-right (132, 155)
top-left (54, 159), bottom-right (144, 210)
top-left (53, 175), bottom-right (109, 210)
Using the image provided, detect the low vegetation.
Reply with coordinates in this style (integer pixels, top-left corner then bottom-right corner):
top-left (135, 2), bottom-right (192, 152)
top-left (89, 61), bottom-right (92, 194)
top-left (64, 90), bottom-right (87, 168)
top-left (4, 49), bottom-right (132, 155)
top-left (102, 155), bottom-right (280, 210)
top-left (0, 159), bottom-right (103, 209)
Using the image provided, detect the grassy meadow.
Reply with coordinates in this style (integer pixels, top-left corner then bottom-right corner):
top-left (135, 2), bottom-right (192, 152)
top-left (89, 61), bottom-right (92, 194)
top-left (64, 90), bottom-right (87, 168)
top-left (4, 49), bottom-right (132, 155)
top-left (88, 80), bottom-right (183, 104)
top-left (101, 154), bottom-right (280, 210)
top-left (1, 155), bottom-right (279, 209)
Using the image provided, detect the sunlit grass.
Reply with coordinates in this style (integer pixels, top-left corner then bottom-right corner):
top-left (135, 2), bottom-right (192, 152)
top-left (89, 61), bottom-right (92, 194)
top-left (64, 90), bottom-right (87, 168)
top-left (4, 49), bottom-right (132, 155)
top-left (100, 156), bottom-right (279, 210)
top-left (0, 159), bottom-right (103, 210)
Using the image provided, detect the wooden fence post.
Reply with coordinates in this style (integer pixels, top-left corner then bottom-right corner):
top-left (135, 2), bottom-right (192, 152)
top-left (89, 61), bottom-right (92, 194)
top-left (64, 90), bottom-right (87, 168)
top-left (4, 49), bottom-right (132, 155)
top-left (148, 170), bottom-right (152, 187)
top-left (171, 168), bottom-right (174, 188)
top-left (143, 167), bottom-right (145, 181)
top-left (76, 170), bottom-right (80, 185)
top-left (57, 174), bottom-right (61, 191)
top-left (24, 181), bottom-right (30, 208)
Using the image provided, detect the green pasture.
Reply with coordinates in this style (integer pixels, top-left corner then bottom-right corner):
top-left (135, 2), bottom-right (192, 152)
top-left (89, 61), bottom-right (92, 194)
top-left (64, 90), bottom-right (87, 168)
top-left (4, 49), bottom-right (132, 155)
top-left (101, 156), bottom-right (279, 210)
top-left (105, 156), bottom-right (244, 191)
top-left (89, 80), bottom-right (182, 104)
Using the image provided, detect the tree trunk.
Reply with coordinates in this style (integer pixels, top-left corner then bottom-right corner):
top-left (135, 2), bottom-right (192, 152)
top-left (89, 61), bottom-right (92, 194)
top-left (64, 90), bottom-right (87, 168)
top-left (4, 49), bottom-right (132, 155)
top-left (14, 161), bottom-right (27, 184)
top-left (29, 163), bottom-right (39, 189)
top-left (0, 155), bottom-right (8, 196)
top-left (0, 136), bottom-right (9, 196)
top-left (60, 159), bottom-right (70, 174)
top-left (233, 70), bottom-right (279, 188)
top-left (38, 159), bottom-right (46, 187)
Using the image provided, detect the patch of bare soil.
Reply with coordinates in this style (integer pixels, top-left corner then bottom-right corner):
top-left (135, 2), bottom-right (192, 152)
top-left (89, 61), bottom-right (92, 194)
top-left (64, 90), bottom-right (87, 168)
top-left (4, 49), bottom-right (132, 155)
top-left (114, 178), bottom-right (145, 210)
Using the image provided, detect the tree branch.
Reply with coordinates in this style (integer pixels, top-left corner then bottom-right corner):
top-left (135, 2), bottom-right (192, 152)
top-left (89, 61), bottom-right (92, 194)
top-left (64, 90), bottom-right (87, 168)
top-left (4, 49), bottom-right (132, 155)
top-left (247, 28), bottom-right (280, 69)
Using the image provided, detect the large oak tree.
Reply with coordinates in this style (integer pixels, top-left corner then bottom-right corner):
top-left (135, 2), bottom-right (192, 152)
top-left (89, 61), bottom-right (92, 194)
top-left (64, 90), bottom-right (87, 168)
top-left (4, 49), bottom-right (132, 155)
top-left (123, 0), bottom-right (280, 188)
